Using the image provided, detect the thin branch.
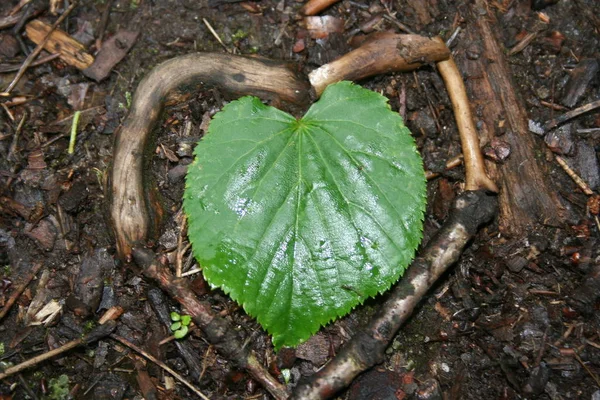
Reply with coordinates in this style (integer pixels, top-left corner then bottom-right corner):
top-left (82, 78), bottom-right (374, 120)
top-left (425, 155), bottom-right (464, 180)
top-left (0, 12), bottom-right (21, 30)
top-left (544, 99), bottom-right (600, 132)
top-left (308, 33), bottom-right (450, 96)
top-left (555, 155), bottom-right (594, 195)
top-left (0, 53), bottom-right (60, 73)
top-left (434, 37), bottom-right (499, 193)
top-left (573, 350), bottom-right (600, 388)
top-left (202, 18), bottom-right (230, 53)
top-left (0, 262), bottom-right (42, 321)
top-left (175, 214), bottom-right (188, 277)
top-left (110, 334), bottom-right (211, 400)
top-left (0, 321), bottom-right (116, 380)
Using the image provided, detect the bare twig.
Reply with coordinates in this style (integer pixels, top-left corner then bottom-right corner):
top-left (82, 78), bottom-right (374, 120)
top-left (95, 0), bottom-right (114, 48)
top-left (0, 321), bottom-right (116, 381)
top-left (507, 30), bottom-right (539, 56)
top-left (0, 53), bottom-right (60, 73)
top-left (293, 191), bottom-right (497, 399)
top-left (425, 154), bottom-right (464, 180)
top-left (110, 334), bottom-right (210, 400)
top-left (573, 350), bottom-right (600, 388)
top-left (202, 18), bottom-right (230, 53)
top-left (555, 155), bottom-right (594, 195)
top-left (434, 37), bottom-right (499, 193)
top-left (0, 262), bottom-right (42, 321)
top-left (7, 111), bottom-right (27, 162)
top-left (382, 14), bottom-right (416, 34)
top-left (1, 104), bottom-right (15, 122)
top-left (0, 12), bottom-right (22, 30)
top-left (176, 214), bottom-right (188, 277)
top-left (3, 1), bottom-right (78, 94)
top-left (133, 249), bottom-right (290, 400)
top-left (17, 374), bottom-right (39, 400)
top-left (544, 99), bottom-right (600, 132)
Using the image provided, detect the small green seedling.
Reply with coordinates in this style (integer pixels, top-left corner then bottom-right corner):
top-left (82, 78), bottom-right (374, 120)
top-left (170, 311), bottom-right (192, 339)
top-left (184, 81), bottom-right (426, 349)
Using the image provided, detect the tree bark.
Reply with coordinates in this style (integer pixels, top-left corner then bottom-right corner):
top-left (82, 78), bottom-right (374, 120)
top-left (455, 0), bottom-right (568, 236)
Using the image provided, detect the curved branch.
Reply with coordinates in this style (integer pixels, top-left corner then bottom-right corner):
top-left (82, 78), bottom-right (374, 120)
top-left (434, 37), bottom-right (498, 193)
top-left (110, 53), bottom-right (311, 260)
top-left (309, 33), bottom-right (450, 96)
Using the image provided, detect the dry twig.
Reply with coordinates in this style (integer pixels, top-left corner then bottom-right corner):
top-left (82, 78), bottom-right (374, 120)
top-left (544, 99), bottom-right (600, 132)
top-left (0, 262), bottom-right (42, 321)
top-left (434, 37), bottom-right (498, 193)
top-left (176, 214), bottom-right (188, 277)
top-left (425, 155), bottom-right (464, 180)
top-left (202, 18), bottom-right (230, 53)
top-left (0, 53), bottom-right (60, 73)
top-left (555, 155), bottom-right (594, 195)
top-left (110, 334), bottom-right (210, 400)
top-left (0, 321), bottom-right (116, 381)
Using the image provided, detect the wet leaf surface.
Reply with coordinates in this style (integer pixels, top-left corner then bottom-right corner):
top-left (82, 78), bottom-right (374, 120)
top-left (185, 82), bottom-right (426, 348)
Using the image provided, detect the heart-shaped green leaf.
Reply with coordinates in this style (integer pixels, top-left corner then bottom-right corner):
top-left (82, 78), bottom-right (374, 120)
top-left (184, 81), bottom-right (426, 349)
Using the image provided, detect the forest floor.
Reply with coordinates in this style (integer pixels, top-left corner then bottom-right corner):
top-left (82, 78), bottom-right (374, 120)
top-left (1, 0), bottom-right (600, 399)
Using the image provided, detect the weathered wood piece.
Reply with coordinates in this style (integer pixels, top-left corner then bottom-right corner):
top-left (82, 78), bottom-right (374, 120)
top-left (457, 0), bottom-right (568, 235)
top-left (309, 32), bottom-right (450, 95)
top-left (561, 58), bottom-right (599, 108)
top-left (25, 19), bottom-right (94, 70)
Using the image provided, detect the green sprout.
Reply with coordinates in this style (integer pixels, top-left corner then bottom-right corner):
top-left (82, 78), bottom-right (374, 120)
top-left (231, 29), bottom-right (248, 42)
top-left (170, 311), bottom-right (192, 339)
top-left (68, 110), bottom-right (81, 155)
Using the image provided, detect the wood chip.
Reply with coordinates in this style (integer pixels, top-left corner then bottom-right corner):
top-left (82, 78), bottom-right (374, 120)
top-left (25, 19), bottom-right (94, 70)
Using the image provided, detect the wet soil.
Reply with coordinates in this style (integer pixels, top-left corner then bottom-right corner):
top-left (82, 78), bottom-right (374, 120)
top-left (1, 0), bottom-right (600, 399)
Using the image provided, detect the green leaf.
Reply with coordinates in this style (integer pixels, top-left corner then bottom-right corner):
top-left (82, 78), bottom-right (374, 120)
top-left (174, 326), bottom-right (189, 339)
top-left (181, 315), bottom-right (192, 326)
top-left (170, 322), bottom-right (182, 331)
top-left (184, 81), bottom-right (426, 349)
top-left (170, 311), bottom-right (180, 322)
